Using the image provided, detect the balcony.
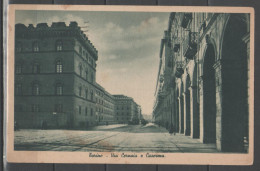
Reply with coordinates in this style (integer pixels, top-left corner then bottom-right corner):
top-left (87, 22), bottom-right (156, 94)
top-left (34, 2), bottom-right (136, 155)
top-left (159, 75), bottom-right (164, 83)
top-left (180, 13), bottom-right (192, 28)
top-left (183, 32), bottom-right (198, 59)
top-left (173, 44), bottom-right (180, 52)
top-left (175, 61), bottom-right (184, 78)
top-left (158, 90), bottom-right (167, 100)
top-left (175, 67), bottom-right (184, 78)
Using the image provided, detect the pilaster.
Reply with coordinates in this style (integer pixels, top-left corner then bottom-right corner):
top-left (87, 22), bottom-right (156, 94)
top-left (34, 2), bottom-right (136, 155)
top-left (189, 86), bottom-right (199, 138)
top-left (178, 96), bottom-right (184, 134)
top-left (183, 92), bottom-right (191, 136)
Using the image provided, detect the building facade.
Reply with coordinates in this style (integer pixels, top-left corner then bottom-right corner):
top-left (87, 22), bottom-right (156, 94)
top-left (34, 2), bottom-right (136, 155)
top-left (153, 12), bottom-right (250, 152)
top-left (113, 95), bottom-right (142, 124)
top-left (95, 83), bottom-right (116, 125)
top-left (14, 22), bottom-right (142, 129)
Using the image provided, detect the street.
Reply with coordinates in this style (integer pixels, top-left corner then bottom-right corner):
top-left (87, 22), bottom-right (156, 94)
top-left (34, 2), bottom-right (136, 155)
top-left (14, 123), bottom-right (218, 153)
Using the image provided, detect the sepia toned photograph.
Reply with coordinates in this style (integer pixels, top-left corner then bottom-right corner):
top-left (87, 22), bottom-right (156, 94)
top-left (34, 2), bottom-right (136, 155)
top-left (6, 5), bottom-right (254, 165)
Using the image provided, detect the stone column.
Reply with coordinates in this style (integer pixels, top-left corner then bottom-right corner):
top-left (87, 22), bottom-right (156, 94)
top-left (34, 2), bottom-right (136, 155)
top-left (183, 92), bottom-right (191, 136)
top-left (178, 96), bottom-right (184, 134)
top-left (175, 99), bottom-right (179, 133)
top-left (199, 76), bottom-right (205, 143)
top-left (213, 60), bottom-right (223, 151)
top-left (189, 86), bottom-right (199, 138)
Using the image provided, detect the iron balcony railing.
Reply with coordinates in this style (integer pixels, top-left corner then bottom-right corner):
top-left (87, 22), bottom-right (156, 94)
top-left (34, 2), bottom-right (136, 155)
top-left (180, 13), bottom-right (192, 28)
top-left (158, 89), bottom-right (167, 99)
top-left (173, 43), bottom-right (180, 52)
top-left (183, 31), bottom-right (198, 59)
top-left (174, 61), bottom-right (184, 78)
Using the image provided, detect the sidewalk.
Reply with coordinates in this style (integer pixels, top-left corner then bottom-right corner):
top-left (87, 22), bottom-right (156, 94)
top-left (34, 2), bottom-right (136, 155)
top-left (89, 124), bottom-right (128, 131)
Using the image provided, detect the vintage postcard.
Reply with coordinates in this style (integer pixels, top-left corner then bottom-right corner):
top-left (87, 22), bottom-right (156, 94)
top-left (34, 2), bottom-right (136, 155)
top-left (6, 5), bottom-right (254, 165)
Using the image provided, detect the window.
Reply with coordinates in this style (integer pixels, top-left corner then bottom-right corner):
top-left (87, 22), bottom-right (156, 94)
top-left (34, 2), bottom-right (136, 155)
top-left (56, 40), bottom-right (62, 51)
top-left (85, 70), bottom-right (88, 81)
top-left (85, 107), bottom-right (88, 115)
top-left (79, 106), bottom-right (81, 115)
top-left (79, 46), bottom-right (82, 55)
top-left (56, 60), bottom-right (63, 73)
top-left (16, 64), bottom-right (22, 74)
top-left (85, 88), bottom-right (88, 99)
top-left (33, 42), bottom-right (39, 52)
top-left (79, 64), bottom-right (82, 77)
top-left (32, 63), bottom-right (40, 73)
top-left (31, 104), bottom-right (40, 112)
top-left (91, 90), bottom-right (94, 101)
top-left (91, 108), bottom-right (93, 116)
top-left (16, 42), bottom-right (22, 52)
top-left (91, 73), bottom-right (94, 83)
top-left (86, 53), bottom-right (89, 61)
top-left (55, 104), bottom-right (63, 112)
top-left (79, 86), bottom-right (82, 97)
top-left (15, 83), bottom-right (22, 95)
top-left (32, 83), bottom-right (40, 95)
top-left (56, 83), bottom-right (63, 95)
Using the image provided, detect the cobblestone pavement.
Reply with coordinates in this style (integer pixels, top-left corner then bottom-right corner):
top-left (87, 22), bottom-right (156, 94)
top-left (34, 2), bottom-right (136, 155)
top-left (14, 123), bottom-right (218, 153)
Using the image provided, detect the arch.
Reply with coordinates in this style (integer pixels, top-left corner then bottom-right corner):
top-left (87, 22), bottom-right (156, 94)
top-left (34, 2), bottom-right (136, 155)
top-left (201, 43), bottom-right (216, 143)
top-left (200, 37), bottom-right (218, 75)
top-left (217, 14), bottom-right (248, 152)
top-left (219, 13), bottom-right (248, 61)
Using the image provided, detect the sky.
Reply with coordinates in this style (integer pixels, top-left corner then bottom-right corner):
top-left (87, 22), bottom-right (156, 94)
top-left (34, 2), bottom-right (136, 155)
top-left (15, 10), bottom-right (170, 115)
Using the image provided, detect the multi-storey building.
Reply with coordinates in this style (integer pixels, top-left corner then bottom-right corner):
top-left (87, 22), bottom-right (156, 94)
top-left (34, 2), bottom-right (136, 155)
top-left (153, 12), bottom-right (250, 152)
top-left (14, 21), bottom-right (142, 129)
top-left (95, 83), bottom-right (116, 125)
top-left (113, 95), bottom-right (142, 124)
top-left (14, 22), bottom-right (98, 129)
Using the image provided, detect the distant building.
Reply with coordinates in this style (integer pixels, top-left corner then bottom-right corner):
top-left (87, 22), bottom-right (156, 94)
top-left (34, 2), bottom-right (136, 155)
top-left (113, 95), bottom-right (142, 124)
top-left (14, 21), bottom-right (142, 129)
top-left (95, 83), bottom-right (116, 125)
